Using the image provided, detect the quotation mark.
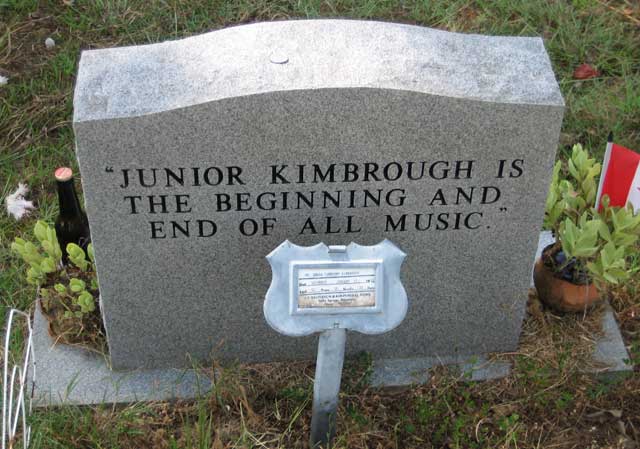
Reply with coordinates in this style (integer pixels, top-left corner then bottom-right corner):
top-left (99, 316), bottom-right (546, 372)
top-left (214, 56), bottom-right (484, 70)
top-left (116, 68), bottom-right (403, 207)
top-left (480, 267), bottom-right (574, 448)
top-left (499, 207), bottom-right (508, 212)
top-left (105, 166), bottom-right (114, 173)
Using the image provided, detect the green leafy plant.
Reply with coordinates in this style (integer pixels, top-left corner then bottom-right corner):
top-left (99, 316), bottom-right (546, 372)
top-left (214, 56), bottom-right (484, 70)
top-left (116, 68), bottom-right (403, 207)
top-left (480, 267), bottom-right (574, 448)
top-left (12, 221), bottom-right (99, 321)
top-left (68, 243), bottom-right (90, 271)
top-left (544, 144), bottom-right (601, 234)
top-left (543, 144), bottom-right (640, 287)
top-left (11, 220), bottom-right (62, 285)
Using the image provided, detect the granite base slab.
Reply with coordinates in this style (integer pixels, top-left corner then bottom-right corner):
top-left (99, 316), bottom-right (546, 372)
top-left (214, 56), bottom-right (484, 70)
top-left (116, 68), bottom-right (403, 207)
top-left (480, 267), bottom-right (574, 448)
top-left (32, 306), bottom-right (211, 406)
top-left (370, 302), bottom-right (631, 387)
top-left (33, 302), bottom-right (631, 405)
top-left (370, 231), bottom-right (632, 388)
top-left (370, 354), bottom-right (511, 387)
top-left (591, 303), bottom-right (633, 379)
top-left (533, 231), bottom-right (631, 378)
top-left (32, 232), bottom-right (631, 405)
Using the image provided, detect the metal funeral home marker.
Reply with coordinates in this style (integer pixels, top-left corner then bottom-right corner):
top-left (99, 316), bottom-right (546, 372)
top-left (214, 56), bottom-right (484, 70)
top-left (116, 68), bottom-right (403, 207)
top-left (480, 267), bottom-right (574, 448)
top-left (264, 240), bottom-right (408, 447)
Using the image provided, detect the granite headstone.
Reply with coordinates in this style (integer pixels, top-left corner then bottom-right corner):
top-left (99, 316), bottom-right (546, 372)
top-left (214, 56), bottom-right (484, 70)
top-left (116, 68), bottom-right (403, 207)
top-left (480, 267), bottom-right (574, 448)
top-left (72, 20), bottom-right (564, 370)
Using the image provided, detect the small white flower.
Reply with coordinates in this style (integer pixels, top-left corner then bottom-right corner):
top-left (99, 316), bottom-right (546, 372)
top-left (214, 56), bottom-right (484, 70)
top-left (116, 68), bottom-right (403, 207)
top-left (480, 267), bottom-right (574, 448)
top-left (5, 183), bottom-right (36, 220)
top-left (45, 37), bottom-right (56, 50)
top-left (0, 75), bottom-right (8, 86)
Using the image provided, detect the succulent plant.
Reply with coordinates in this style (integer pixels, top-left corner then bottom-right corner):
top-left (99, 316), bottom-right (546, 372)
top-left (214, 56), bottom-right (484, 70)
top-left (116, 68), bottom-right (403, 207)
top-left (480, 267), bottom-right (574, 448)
top-left (12, 220), bottom-right (98, 317)
top-left (543, 144), bottom-right (640, 287)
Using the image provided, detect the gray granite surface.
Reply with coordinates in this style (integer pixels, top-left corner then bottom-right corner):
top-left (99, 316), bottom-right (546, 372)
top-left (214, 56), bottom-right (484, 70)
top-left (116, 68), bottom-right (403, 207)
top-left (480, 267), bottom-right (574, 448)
top-left (31, 305), bottom-right (211, 406)
top-left (592, 303), bottom-right (632, 378)
top-left (74, 20), bottom-right (563, 122)
top-left (73, 20), bottom-right (565, 370)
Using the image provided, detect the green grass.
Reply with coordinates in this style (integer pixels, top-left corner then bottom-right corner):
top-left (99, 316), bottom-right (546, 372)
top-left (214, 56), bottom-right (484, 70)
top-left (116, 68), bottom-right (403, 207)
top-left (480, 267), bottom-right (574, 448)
top-left (1, 0), bottom-right (640, 447)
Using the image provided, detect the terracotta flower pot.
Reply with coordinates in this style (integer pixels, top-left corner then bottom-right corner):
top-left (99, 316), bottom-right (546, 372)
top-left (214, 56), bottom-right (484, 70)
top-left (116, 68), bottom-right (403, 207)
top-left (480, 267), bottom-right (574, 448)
top-left (533, 258), bottom-right (601, 313)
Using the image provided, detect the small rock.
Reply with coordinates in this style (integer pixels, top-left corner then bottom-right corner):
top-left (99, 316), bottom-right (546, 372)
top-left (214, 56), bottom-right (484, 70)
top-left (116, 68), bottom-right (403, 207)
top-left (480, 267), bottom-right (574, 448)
top-left (0, 75), bottom-right (7, 86)
top-left (45, 37), bottom-right (56, 50)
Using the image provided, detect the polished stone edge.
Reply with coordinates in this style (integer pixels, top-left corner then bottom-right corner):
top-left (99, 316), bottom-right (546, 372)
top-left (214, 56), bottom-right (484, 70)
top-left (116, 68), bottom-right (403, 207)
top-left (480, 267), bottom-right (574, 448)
top-left (32, 232), bottom-right (631, 405)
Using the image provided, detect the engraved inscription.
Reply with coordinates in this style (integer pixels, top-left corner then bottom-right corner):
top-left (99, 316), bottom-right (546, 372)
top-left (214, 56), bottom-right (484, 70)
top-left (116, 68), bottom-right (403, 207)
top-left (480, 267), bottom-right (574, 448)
top-left (105, 159), bottom-right (528, 239)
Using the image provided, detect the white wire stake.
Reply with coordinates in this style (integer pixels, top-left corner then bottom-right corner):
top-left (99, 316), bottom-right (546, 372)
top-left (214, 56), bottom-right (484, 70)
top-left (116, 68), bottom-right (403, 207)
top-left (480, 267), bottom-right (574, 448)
top-left (2, 309), bottom-right (35, 449)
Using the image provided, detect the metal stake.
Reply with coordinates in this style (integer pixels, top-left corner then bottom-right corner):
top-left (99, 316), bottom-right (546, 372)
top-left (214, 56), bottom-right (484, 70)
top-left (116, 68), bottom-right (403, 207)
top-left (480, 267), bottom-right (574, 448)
top-left (310, 327), bottom-right (347, 448)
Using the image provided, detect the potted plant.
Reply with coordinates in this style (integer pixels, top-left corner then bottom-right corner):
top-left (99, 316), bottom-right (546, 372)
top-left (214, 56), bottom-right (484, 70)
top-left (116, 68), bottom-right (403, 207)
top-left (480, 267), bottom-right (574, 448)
top-left (11, 220), bottom-right (106, 353)
top-left (535, 144), bottom-right (640, 312)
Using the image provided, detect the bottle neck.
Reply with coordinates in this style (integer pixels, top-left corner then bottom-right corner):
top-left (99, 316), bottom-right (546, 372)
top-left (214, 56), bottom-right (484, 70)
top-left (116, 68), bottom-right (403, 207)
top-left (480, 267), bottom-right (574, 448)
top-left (57, 179), bottom-right (82, 217)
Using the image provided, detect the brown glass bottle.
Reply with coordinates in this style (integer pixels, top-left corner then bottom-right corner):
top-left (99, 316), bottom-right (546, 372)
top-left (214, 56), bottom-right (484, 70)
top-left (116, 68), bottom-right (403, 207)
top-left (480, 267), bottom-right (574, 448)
top-left (54, 167), bottom-right (91, 263)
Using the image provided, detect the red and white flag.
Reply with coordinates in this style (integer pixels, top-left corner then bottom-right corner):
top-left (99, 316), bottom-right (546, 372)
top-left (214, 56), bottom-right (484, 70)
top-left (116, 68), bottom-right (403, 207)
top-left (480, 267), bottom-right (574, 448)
top-left (596, 137), bottom-right (640, 213)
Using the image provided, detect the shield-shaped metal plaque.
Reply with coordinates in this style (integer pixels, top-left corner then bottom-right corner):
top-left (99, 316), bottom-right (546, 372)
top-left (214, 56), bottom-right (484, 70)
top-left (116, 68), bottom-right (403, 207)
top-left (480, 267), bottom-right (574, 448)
top-left (264, 240), bottom-right (408, 336)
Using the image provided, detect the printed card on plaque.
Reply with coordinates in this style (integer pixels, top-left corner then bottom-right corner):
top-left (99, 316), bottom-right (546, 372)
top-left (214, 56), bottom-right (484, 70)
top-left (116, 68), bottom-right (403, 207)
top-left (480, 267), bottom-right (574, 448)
top-left (290, 261), bottom-right (383, 315)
